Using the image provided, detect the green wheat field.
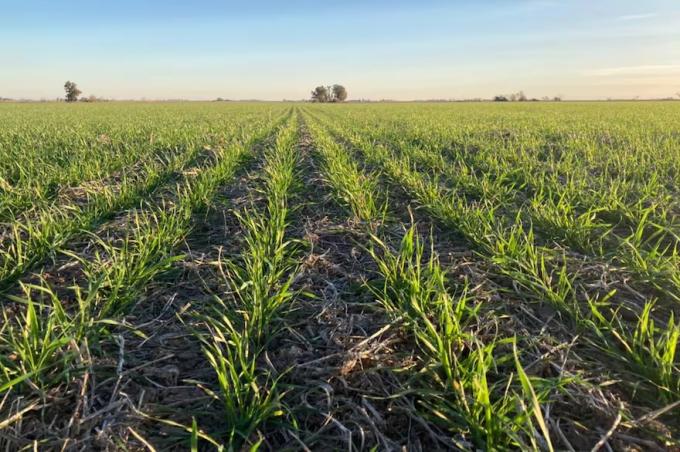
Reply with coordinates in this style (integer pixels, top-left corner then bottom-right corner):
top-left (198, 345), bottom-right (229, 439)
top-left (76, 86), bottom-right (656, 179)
top-left (1, 101), bottom-right (679, 450)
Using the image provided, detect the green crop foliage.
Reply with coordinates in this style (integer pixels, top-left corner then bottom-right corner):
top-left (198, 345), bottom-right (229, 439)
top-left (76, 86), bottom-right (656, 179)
top-left (304, 102), bottom-right (679, 448)
top-left (0, 101), bottom-right (678, 450)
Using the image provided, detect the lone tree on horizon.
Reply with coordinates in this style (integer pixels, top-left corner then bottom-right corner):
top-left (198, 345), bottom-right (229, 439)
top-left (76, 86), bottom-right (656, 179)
top-left (64, 81), bottom-right (81, 102)
top-left (311, 84), bottom-right (348, 102)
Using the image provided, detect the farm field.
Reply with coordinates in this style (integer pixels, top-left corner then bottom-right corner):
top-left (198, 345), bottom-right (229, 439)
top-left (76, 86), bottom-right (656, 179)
top-left (0, 101), bottom-right (679, 450)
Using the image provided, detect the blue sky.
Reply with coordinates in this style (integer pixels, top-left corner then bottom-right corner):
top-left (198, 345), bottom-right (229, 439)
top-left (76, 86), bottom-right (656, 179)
top-left (1, 0), bottom-right (679, 100)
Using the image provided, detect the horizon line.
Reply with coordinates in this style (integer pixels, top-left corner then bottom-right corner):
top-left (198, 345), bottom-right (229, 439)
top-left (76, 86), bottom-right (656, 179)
top-left (2, 97), bottom-right (680, 103)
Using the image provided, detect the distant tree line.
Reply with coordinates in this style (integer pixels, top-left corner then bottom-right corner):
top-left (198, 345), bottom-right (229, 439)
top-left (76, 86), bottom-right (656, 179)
top-left (310, 85), bottom-right (348, 102)
top-left (493, 91), bottom-right (562, 102)
top-left (46, 82), bottom-right (680, 103)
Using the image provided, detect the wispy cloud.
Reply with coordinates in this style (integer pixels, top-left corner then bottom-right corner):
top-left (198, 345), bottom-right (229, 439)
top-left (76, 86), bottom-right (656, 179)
top-left (585, 64), bottom-right (680, 77)
top-left (616, 12), bottom-right (657, 21)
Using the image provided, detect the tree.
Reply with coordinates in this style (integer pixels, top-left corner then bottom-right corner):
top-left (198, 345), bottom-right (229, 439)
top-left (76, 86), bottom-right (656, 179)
top-left (494, 91), bottom-right (530, 102)
top-left (332, 84), bottom-right (348, 102)
top-left (311, 84), bottom-right (348, 102)
top-left (311, 86), bottom-right (330, 103)
top-left (64, 81), bottom-right (81, 102)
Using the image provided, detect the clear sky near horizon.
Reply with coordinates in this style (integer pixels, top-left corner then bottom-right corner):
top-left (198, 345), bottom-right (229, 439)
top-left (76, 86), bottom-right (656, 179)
top-left (2, 0), bottom-right (679, 100)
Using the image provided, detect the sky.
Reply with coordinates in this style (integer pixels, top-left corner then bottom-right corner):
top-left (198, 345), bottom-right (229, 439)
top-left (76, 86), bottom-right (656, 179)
top-left (1, 0), bottom-right (679, 100)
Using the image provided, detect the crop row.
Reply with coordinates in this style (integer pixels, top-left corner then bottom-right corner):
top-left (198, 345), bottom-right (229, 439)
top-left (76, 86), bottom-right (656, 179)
top-left (191, 118), bottom-right (302, 448)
